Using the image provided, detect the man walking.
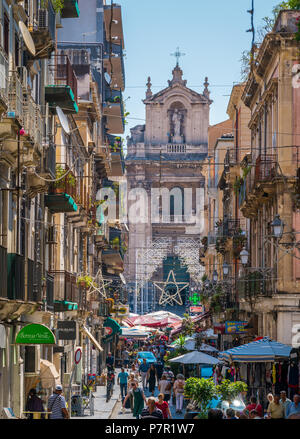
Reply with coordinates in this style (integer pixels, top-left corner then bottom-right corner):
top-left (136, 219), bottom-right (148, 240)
top-left (280, 390), bottom-right (291, 418)
top-left (139, 358), bottom-right (150, 390)
top-left (118, 368), bottom-right (129, 403)
top-left (106, 352), bottom-right (114, 368)
top-left (122, 348), bottom-right (130, 369)
top-left (47, 385), bottom-right (69, 419)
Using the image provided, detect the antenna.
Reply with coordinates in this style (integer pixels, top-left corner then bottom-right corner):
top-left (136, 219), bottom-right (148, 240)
top-left (19, 21), bottom-right (36, 56)
top-left (56, 106), bottom-right (70, 135)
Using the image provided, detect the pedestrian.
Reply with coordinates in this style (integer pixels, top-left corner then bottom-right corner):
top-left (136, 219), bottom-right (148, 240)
top-left (139, 358), bottom-right (150, 390)
top-left (106, 352), bottom-right (114, 368)
top-left (249, 409), bottom-right (262, 419)
top-left (244, 396), bottom-right (263, 418)
top-left (286, 394), bottom-right (300, 418)
top-left (155, 393), bottom-right (172, 419)
top-left (173, 373), bottom-right (186, 414)
top-left (163, 365), bottom-right (174, 382)
top-left (155, 360), bottom-right (164, 381)
top-left (236, 411), bottom-right (249, 419)
top-left (207, 408), bottom-right (224, 419)
top-left (121, 348), bottom-right (130, 369)
top-left (123, 381), bottom-right (146, 419)
top-left (127, 374), bottom-right (138, 411)
top-left (25, 388), bottom-right (44, 419)
top-left (267, 394), bottom-right (285, 419)
top-left (118, 367), bottom-right (129, 403)
top-left (47, 385), bottom-right (69, 419)
top-left (280, 390), bottom-right (291, 418)
top-left (158, 373), bottom-right (172, 403)
top-left (140, 397), bottom-right (163, 419)
top-left (225, 408), bottom-right (237, 419)
top-left (147, 363), bottom-right (158, 396)
top-left (130, 363), bottom-right (139, 381)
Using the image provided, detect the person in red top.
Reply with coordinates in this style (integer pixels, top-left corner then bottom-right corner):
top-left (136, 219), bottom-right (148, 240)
top-left (155, 393), bottom-right (172, 419)
top-left (244, 396), bottom-right (263, 418)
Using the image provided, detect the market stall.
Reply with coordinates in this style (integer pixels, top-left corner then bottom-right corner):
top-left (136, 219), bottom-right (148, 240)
top-left (218, 337), bottom-right (297, 406)
top-left (169, 350), bottom-right (221, 378)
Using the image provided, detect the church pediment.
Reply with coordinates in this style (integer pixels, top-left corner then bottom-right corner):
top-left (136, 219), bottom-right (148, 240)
top-left (144, 84), bottom-right (209, 105)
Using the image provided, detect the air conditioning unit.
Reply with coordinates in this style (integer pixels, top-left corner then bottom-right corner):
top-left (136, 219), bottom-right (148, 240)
top-left (38, 8), bottom-right (48, 29)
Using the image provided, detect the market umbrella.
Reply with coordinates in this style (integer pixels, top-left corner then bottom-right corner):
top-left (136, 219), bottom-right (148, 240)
top-left (199, 343), bottom-right (219, 353)
top-left (169, 351), bottom-right (221, 365)
top-left (219, 337), bottom-right (292, 363)
top-left (40, 359), bottom-right (60, 389)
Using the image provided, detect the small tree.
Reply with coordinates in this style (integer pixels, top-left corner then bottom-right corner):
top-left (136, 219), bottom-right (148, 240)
top-left (186, 378), bottom-right (217, 419)
top-left (216, 379), bottom-right (248, 403)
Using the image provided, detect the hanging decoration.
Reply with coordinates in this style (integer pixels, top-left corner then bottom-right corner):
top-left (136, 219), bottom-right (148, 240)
top-left (154, 270), bottom-right (189, 307)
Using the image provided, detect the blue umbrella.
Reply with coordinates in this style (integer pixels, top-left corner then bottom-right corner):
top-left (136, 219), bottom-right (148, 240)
top-left (219, 337), bottom-right (292, 363)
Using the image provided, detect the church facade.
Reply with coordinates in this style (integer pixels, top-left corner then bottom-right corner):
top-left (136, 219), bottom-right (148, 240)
top-left (125, 64), bottom-right (212, 314)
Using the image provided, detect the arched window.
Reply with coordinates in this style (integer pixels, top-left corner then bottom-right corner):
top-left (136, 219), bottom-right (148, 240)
top-left (170, 187), bottom-right (184, 223)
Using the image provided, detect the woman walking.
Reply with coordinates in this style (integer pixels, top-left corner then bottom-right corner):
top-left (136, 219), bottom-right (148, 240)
top-left (158, 374), bottom-right (172, 403)
top-left (147, 363), bottom-right (158, 396)
top-left (123, 381), bottom-right (147, 419)
top-left (173, 374), bottom-right (186, 414)
top-left (155, 393), bottom-right (172, 419)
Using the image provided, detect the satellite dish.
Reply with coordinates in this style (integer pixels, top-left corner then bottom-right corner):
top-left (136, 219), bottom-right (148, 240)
top-left (56, 106), bottom-right (70, 135)
top-left (104, 72), bottom-right (111, 84)
top-left (19, 21), bottom-right (36, 57)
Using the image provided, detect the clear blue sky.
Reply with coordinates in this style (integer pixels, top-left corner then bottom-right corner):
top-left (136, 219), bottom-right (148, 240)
top-left (117, 0), bottom-right (280, 140)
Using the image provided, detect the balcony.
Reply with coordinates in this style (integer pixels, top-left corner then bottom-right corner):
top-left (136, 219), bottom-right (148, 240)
top-left (7, 71), bottom-right (23, 125)
top-left (28, 3), bottom-right (56, 59)
top-left (46, 272), bottom-right (54, 311)
top-left (27, 259), bottom-right (42, 303)
top-left (61, 0), bottom-right (80, 18)
top-left (104, 41), bottom-right (125, 91)
top-left (103, 88), bottom-right (125, 134)
top-left (7, 253), bottom-right (25, 301)
top-left (0, 246), bottom-right (7, 299)
top-left (102, 227), bottom-right (124, 272)
top-left (45, 165), bottom-right (78, 213)
top-left (46, 54), bottom-right (78, 114)
top-left (51, 270), bottom-right (79, 310)
top-left (255, 154), bottom-right (277, 193)
top-left (103, 4), bottom-right (124, 48)
top-left (237, 271), bottom-right (270, 301)
top-left (0, 47), bottom-right (9, 113)
top-left (23, 93), bottom-right (44, 152)
top-left (43, 142), bottom-right (56, 179)
top-left (107, 134), bottom-right (125, 176)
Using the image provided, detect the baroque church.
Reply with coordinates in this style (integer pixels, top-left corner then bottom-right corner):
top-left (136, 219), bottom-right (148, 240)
top-left (125, 63), bottom-right (212, 314)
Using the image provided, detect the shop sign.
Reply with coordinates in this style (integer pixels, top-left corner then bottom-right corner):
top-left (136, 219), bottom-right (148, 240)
top-left (214, 324), bottom-right (225, 335)
top-left (104, 327), bottom-right (113, 336)
top-left (190, 306), bottom-right (203, 314)
top-left (57, 320), bottom-right (77, 340)
top-left (15, 324), bottom-right (56, 345)
top-left (225, 321), bottom-right (248, 334)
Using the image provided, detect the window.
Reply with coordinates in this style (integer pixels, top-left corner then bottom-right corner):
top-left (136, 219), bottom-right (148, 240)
top-left (3, 14), bottom-right (9, 56)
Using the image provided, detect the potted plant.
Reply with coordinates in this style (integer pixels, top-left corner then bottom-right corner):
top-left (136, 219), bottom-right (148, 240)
top-left (77, 275), bottom-right (93, 289)
top-left (185, 378), bottom-right (217, 419)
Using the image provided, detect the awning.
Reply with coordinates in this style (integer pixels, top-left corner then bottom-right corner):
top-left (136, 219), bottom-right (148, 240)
top-left (81, 326), bottom-right (103, 352)
top-left (40, 359), bottom-right (60, 389)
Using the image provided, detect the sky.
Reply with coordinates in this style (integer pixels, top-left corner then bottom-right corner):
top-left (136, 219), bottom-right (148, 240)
top-left (115, 0), bottom-right (281, 141)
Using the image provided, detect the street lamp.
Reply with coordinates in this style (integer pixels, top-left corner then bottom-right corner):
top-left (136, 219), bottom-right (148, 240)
top-left (271, 214), bottom-right (284, 239)
top-left (212, 270), bottom-right (218, 283)
top-left (223, 262), bottom-right (229, 277)
top-left (240, 247), bottom-right (249, 266)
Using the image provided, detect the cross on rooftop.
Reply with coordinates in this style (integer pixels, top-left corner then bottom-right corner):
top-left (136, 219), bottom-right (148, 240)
top-left (170, 47), bottom-right (186, 66)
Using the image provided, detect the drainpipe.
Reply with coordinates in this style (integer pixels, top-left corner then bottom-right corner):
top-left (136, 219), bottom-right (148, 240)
top-left (16, 130), bottom-right (20, 254)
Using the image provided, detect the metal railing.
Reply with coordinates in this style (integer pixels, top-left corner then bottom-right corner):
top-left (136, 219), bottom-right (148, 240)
top-left (50, 270), bottom-right (79, 304)
top-left (0, 245), bottom-right (7, 298)
top-left (7, 253), bottom-right (25, 301)
top-left (23, 93), bottom-right (36, 141)
top-left (8, 71), bottom-right (23, 123)
top-left (224, 149), bottom-right (238, 167)
top-left (46, 272), bottom-right (54, 310)
top-left (30, 2), bottom-right (56, 42)
top-left (0, 47), bottom-right (9, 106)
top-left (255, 154), bottom-right (277, 182)
top-left (48, 54), bottom-right (78, 104)
top-left (27, 259), bottom-right (43, 303)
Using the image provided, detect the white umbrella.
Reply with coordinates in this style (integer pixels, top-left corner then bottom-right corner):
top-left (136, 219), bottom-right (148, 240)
top-left (199, 343), bottom-right (219, 353)
top-left (169, 350), bottom-right (221, 365)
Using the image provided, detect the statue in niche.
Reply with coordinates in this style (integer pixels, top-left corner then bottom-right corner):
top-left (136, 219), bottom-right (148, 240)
top-left (171, 109), bottom-right (183, 144)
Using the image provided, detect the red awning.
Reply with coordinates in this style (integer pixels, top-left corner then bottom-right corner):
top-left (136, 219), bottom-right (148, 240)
top-left (170, 312), bottom-right (211, 337)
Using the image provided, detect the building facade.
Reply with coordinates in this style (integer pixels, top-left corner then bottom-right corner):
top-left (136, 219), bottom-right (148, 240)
top-left (0, 0), bottom-right (127, 418)
top-left (126, 65), bottom-right (211, 315)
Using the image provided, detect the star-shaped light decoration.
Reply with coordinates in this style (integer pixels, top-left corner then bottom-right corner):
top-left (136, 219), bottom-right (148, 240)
top-left (154, 270), bottom-right (189, 307)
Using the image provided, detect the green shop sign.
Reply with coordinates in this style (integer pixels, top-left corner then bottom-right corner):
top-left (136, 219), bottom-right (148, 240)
top-left (15, 324), bottom-right (56, 345)
top-left (103, 317), bottom-right (122, 343)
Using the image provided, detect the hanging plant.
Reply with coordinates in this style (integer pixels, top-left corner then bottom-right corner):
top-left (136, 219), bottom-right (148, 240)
top-left (233, 177), bottom-right (243, 196)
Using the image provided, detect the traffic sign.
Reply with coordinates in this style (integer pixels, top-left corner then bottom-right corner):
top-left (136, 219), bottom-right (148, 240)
top-left (74, 348), bottom-right (82, 364)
